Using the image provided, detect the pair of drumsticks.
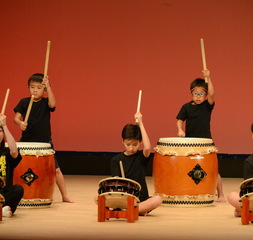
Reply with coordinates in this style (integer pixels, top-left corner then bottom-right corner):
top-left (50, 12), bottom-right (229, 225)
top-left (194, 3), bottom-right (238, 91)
top-left (1, 41), bottom-right (51, 124)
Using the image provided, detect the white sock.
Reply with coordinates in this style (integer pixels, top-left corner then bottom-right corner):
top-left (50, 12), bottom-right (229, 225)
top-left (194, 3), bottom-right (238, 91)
top-left (2, 206), bottom-right (12, 217)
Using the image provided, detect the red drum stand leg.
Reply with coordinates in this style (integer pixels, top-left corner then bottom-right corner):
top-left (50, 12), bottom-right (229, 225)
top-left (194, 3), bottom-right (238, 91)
top-left (241, 197), bottom-right (253, 225)
top-left (97, 195), bottom-right (139, 223)
top-left (0, 205), bottom-right (2, 221)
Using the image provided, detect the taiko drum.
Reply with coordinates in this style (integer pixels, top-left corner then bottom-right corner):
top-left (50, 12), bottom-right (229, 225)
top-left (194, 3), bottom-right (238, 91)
top-left (98, 177), bottom-right (141, 209)
top-left (153, 138), bottom-right (218, 206)
top-left (12, 142), bottom-right (56, 208)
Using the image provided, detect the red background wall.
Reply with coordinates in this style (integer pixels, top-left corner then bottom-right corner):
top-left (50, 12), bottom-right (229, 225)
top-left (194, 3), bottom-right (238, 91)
top-left (0, 0), bottom-right (252, 154)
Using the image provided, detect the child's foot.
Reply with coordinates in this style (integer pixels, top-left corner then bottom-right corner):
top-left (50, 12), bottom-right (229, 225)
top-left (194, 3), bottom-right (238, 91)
top-left (216, 196), bottom-right (226, 202)
top-left (2, 206), bottom-right (12, 217)
top-left (62, 196), bottom-right (75, 203)
top-left (234, 208), bottom-right (241, 217)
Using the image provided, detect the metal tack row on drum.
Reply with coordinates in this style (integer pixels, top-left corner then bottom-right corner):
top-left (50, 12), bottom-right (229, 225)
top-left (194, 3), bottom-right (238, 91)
top-left (153, 137), bottom-right (218, 207)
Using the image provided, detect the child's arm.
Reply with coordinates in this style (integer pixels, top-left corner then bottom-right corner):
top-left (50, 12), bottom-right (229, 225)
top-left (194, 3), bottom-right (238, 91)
top-left (0, 114), bottom-right (19, 158)
top-left (135, 112), bottom-right (151, 158)
top-left (203, 69), bottom-right (214, 105)
top-left (43, 76), bottom-right (56, 108)
top-left (177, 119), bottom-right (185, 137)
top-left (14, 112), bottom-right (27, 131)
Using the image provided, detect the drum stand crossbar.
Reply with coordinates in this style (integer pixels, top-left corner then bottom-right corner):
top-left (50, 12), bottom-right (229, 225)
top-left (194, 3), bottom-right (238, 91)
top-left (97, 195), bottom-right (139, 223)
top-left (240, 194), bottom-right (253, 225)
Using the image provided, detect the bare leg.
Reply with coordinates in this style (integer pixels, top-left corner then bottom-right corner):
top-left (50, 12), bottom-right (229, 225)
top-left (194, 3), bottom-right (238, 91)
top-left (216, 173), bottom-right (226, 202)
top-left (139, 195), bottom-right (163, 216)
top-left (56, 168), bottom-right (74, 203)
top-left (227, 192), bottom-right (241, 217)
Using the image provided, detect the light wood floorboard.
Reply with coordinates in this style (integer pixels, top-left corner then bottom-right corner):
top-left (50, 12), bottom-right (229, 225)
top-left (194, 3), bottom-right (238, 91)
top-left (1, 176), bottom-right (251, 240)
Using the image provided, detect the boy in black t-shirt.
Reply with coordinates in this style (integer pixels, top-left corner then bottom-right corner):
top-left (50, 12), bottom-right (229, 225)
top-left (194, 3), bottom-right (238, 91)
top-left (111, 112), bottom-right (162, 216)
top-left (176, 69), bottom-right (225, 202)
top-left (14, 73), bottom-right (73, 203)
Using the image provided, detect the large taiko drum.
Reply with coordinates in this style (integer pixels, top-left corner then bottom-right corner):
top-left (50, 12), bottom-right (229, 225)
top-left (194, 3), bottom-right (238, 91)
top-left (12, 142), bottom-right (56, 208)
top-left (153, 137), bottom-right (218, 206)
top-left (98, 177), bottom-right (141, 209)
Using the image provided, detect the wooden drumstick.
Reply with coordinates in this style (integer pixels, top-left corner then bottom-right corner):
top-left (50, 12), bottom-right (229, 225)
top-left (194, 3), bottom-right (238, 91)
top-left (135, 90), bottom-right (142, 124)
top-left (119, 161), bottom-right (125, 178)
top-left (1, 88), bottom-right (10, 114)
top-left (24, 95), bottom-right (34, 124)
top-left (44, 41), bottom-right (51, 77)
top-left (200, 38), bottom-right (208, 83)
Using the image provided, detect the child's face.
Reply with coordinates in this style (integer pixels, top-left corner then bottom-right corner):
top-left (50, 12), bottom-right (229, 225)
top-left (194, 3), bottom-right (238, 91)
top-left (191, 87), bottom-right (207, 105)
top-left (28, 81), bottom-right (45, 101)
top-left (122, 139), bottom-right (141, 156)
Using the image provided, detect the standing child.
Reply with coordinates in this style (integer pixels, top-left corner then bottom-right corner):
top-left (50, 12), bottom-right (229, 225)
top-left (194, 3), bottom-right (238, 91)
top-left (227, 123), bottom-right (253, 217)
top-left (111, 112), bottom-right (162, 216)
top-left (176, 69), bottom-right (225, 202)
top-left (0, 114), bottom-right (24, 217)
top-left (13, 73), bottom-right (73, 203)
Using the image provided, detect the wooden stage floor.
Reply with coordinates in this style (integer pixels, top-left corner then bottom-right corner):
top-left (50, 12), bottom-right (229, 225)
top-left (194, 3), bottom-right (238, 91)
top-left (0, 176), bottom-right (252, 240)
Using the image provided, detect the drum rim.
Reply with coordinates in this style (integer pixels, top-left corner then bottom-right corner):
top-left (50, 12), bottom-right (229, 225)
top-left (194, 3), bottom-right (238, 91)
top-left (158, 137), bottom-right (214, 143)
top-left (98, 177), bottom-right (141, 189)
top-left (5, 142), bottom-right (52, 148)
top-left (240, 178), bottom-right (253, 188)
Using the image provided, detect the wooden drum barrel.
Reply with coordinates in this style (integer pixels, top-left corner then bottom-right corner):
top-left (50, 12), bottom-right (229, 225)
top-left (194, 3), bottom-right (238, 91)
top-left (153, 138), bottom-right (218, 206)
top-left (13, 142), bottom-right (56, 208)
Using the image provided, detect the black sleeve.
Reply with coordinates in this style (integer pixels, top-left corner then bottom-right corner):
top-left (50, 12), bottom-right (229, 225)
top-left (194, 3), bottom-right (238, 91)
top-left (244, 155), bottom-right (253, 180)
top-left (110, 158), bottom-right (121, 177)
top-left (176, 104), bottom-right (187, 121)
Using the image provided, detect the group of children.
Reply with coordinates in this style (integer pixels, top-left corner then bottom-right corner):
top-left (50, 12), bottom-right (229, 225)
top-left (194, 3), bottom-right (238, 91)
top-left (0, 68), bottom-right (249, 218)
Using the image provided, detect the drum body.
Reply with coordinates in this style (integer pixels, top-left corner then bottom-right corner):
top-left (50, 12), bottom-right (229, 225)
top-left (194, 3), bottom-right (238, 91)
top-left (13, 142), bottom-right (56, 208)
top-left (98, 177), bottom-right (141, 209)
top-left (239, 178), bottom-right (253, 211)
top-left (153, 138), bottom-right (218, 206)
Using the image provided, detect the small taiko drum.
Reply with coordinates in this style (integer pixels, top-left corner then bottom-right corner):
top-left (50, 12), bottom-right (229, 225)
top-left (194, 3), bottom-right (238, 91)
top-left (98, 177), bottom-right (141, 209)
top-left (153, 137), bottom-right (218, 206)
top-left (239, 178), bottom-right (253, 211)
top-left (13, 142), bottom-right (56, 208)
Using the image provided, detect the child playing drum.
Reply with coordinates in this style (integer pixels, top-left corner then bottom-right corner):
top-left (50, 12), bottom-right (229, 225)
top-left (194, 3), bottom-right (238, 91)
top-left (176, 69), bottom-right (225, 202)
top-left (111, 112), bottom-right (162, 215)
top-left (0, 114), bottom-right (24, 217)
top-left (227, 123), bottom-right (253, 217)
top-left (13, 73), bottom-right (73, 203)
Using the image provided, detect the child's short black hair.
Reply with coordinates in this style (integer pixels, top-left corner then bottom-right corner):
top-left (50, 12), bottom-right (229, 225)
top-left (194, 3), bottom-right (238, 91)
top-left (28, 73), bottom-right (44, 86)
top-left (251, 123), bottom-right (253, 133)
top-left (190, 78), bottom-right (208, 92)
top-left (121, 124), bottom-right (142, 141)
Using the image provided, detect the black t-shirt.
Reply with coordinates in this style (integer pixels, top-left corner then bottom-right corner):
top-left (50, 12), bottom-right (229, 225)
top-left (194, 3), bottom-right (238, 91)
top-left (244, 154), bottom-right (253, 180)
top-left (111, 150), bottom-right (150, 202)
top-left (176, 100), bottom-right (214, 138)
top-left (14, 97), bottom-right (55, 142)
top-left (0, 148), bottom-right (22, 187)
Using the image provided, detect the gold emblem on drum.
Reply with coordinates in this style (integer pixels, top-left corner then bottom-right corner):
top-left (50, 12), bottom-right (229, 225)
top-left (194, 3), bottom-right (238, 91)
top-left (188, 164), bottom-right (207, 184)
top-left (21, 168), bottom-right (38, 186)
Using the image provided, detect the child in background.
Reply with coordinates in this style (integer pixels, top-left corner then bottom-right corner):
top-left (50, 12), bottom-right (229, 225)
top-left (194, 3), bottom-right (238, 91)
top-left (111, 112), bottom-right (162, 215)
top-left (0, 114), bottom-right (23, 217)
top-left (227, 123), bottom-right (253, 217)
top-left (13, 73), bottom-right (73, 203)
top-left (176, 69), bottom-right (225, 202)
